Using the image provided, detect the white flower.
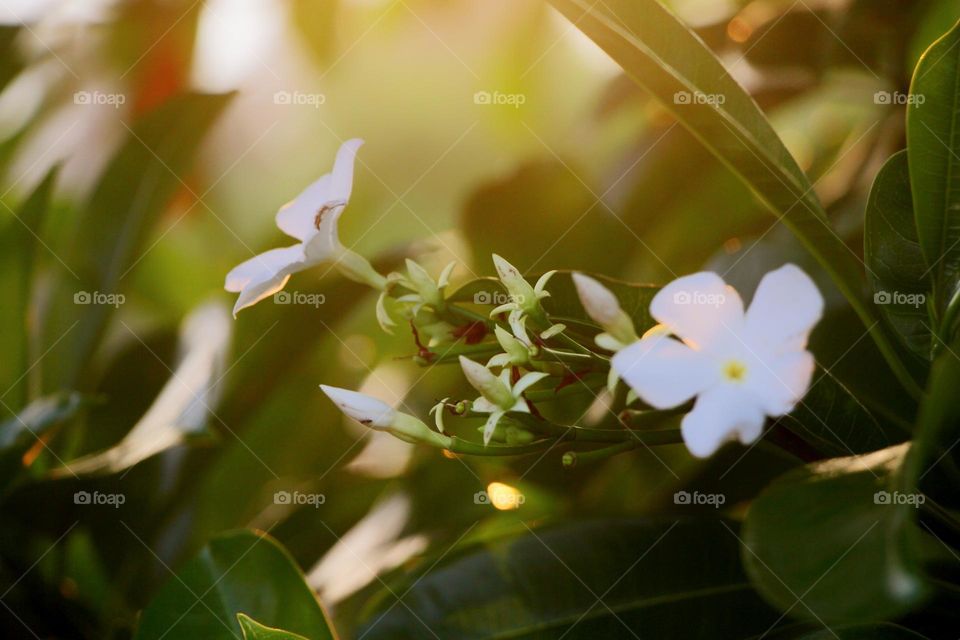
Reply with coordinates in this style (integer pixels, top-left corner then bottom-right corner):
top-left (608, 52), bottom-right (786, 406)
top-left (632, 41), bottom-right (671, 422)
top-left (459, 356), bottom-right (548, 444)
top-left (225, 139), bottom-right (385, 316)
top-left (611, 265), bottom-right (823, 458)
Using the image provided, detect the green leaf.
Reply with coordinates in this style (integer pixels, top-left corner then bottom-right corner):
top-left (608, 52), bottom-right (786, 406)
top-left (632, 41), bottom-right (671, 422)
top-left (55, 301), bottom-right (231, 476)
top-left (769, 622), bottom-right (930, 639)
top-left (461, 161), bottom-right (633, 276)
top-left (777, 368), bottom-right (899, 458)
top-left (742, 443), bottom-right (928, 624)
top-left (0, 167), bottom-right (58, 412)
top-left (907, 19), bottom-right (960, 316)
top-left (902, 336), bottom-right (960, 498)
top-left (865, 150), bottom-right (932, 360)
top-left (547, 0), bottom-right (920, 397)
top-left (43, 92), bottom-right (233, 391)
top-left (0, 392), bottom-right (86, 491)
top-left (359, 519), bottom-right (784, 639)
top-left (238, 613), bottom-right (310, 640)
top-left (134, 530), bottom-right (335, 640)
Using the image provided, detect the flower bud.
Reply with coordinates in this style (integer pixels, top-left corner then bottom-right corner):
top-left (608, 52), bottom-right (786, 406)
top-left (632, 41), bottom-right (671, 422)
top-left (333, 247), bottom-right (387, 290)
top-left (492, 255), bottom-right (540, 317)
top-left (321, 385), bottom-right (451, 448)
top-left (572, 273), bottom-right (637, 347)
top-left (321, 385), bottom-right (395, 428)
top-left (459, 356), bottom-right (514, 408)
top-left (405, 259), bottom-right (444, 308)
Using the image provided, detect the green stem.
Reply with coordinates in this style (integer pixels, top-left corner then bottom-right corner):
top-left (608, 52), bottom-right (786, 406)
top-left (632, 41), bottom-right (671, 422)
top-left (535, 348), bottom-right (599, 365)
top-left (445, 437), bottom-right (557, 456)
top-left (563, 441), bottom-right (637, 467)
top-left (935, 287), bottom-right (960, 356)
top-left (513, 413), bottom-right (682, 444)
top-left (426, 343), bottom-right (501, 363)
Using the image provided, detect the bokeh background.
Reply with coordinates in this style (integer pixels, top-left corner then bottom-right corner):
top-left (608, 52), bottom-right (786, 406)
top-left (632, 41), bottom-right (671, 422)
top-left (0, 0), bottom-right (957, 637)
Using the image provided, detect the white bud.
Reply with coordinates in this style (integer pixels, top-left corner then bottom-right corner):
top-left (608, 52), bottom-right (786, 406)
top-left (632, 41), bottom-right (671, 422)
top-left (320, 385), bottom-right (395, 429)
top-left (573, 273), bottom-right (620, 326)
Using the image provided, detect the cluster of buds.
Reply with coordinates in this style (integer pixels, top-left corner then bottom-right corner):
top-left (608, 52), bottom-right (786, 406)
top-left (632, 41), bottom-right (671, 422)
top-left (225, 139), bottom-right (824, 461)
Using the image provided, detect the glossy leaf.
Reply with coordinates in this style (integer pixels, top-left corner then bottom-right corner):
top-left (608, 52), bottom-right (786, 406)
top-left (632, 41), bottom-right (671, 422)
top-left (742, 444), bottom-right (928, 624)
top-left (547, 0), bottom-right (920, 397)
top-left (238, 613), bottom-right (310, 640)
top-left (907, 19), bottom-right (960, 315)
top-left (865, 150), bottom-right (932, 360)
top-left (43, 92), bottom-right (233, 391)
top-left (0, 167), bottom-right (58, 412)
top-left (56, 301), bottom-right (231, 476)
top-left (769, 622), bottom-right (930, 639)
top-left (777, 368), bottom-right (899, 458)
top-left (0, 392), bottom-right (86, 491)
top-left (461, 161), bottom-right (633, 276)
top-left (134, 530), bottom-right (335, 640)
top-left (359, 519), bottom-right (784, 639)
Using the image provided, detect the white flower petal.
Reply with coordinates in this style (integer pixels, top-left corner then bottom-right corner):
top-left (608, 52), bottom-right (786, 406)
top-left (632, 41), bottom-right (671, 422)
top-left (512, 371), bottom-right (549, 396)
top-left (482, 411), bottom-right (504, 445)
top-left (650, 272), bottom-right (744, 350)
top-left (320, 384), bottom-right (395, 429)
top-left (612, 336), bottom-right (717, 409)
top-left (680, 386), bottom-right (765, 458)
top-left (224, 245), bottom-right (307, 316)
top-left (745, 349), bottom-right (816, 416)
top-left (275, 139), bottom-right (363, 241)
top-left (745, 263), bottom-right (824, 350)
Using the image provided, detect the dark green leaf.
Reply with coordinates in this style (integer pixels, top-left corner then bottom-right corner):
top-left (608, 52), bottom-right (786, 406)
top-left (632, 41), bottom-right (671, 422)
top-left (238, 613), bottom-right (310, 640)
top-left (547, 0), bottom-right (920, 397)
top-left (907, 19), bottom-right (960, 315)
top-left (769, 622), bottom-right (930, 639)
top-left (0, 392), bottom-right (86, 491)
top-left (778, 368), bottom-right (899, 457)
top-left (0, 167), bottom-right (58, 412)
top-left (865, 150), bottom-right (932, 360)
top-left (134, 530), bottom-right (335, 640)
top-left (43, 92), bottom-right (233, 391)
top-left (360, 519), bottom-right (783, 639)
top-left (902, 336), bottom-right (960, 500)
top-left (742, 444), bottom-right (928, 624)
top-left (461, 161), bottom-right (633, 276)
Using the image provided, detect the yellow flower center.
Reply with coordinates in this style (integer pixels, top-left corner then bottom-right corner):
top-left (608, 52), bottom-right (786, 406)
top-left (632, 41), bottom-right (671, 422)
top-left (722, 360), bottom-right (747, 382)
